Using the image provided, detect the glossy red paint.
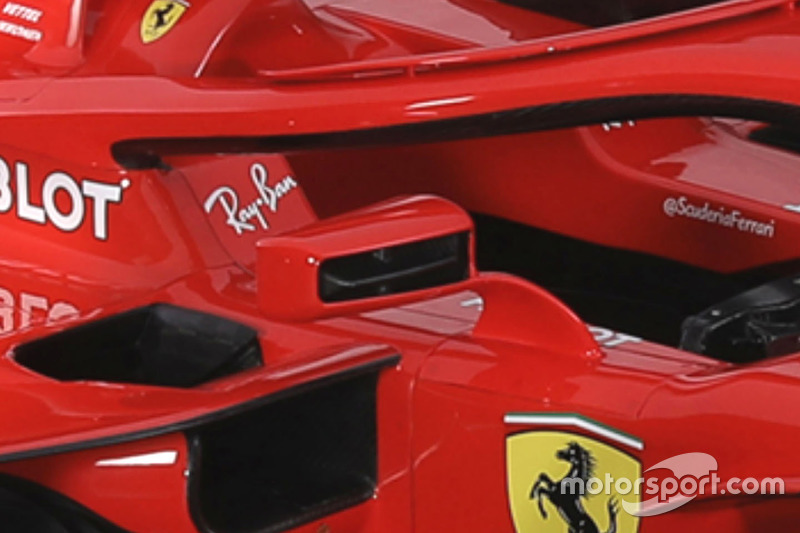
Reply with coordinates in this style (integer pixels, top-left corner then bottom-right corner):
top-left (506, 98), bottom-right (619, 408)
top-left (293, 118), bottom-right (800, 271)
top-left (176, 153), bottom-right (317, 267)
top-left (0, 433), bottom-right (196, 532)
top-left (3, 1), bottom-right (800, 165)
top-left (1, 0), bottom-right (800, 531)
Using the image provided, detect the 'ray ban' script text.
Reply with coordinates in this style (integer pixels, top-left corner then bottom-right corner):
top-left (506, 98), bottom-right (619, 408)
top-left (204, 162), bottom-right (299, 235)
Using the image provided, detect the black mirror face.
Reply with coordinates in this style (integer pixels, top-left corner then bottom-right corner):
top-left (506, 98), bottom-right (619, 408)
top-left (319, 232), bottom-right (470, 303)
top-left (257, 196), bottom-right (474, 321)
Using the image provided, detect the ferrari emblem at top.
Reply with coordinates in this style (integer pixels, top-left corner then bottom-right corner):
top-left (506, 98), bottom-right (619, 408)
top-left (140, 0), bottom-right (189, 44)
top-left (507, 431), bottom-right (641, 533)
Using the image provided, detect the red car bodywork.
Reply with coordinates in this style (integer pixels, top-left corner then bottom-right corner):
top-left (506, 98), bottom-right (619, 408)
top-left (2, 0), bottom-right (800, 531)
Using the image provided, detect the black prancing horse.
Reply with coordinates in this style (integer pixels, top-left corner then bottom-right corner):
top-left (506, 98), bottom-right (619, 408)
top-left (153, 2), bottom-right (175, 29)
top-left (530, 442), bottom-right (619, 533)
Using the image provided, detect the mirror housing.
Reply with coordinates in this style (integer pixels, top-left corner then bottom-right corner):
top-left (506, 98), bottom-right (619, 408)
top-left (257, 195), bottom-right (475, 321)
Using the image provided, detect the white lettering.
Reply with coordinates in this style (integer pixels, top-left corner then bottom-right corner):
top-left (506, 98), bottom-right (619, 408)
top-left (604, 332), bottom-right (642, 348)
top-left (589, 326), bottom-right (642, 348)
top-left (47, 301), bottom-right (79, 322)
top-left (16, 161), bottom-right (45, 224)
top-left (44, 172), bottom-right (84, 232)
top-left (204, 186), bottom-right (258, 235)
top-left (0, 20), bottom-right (41, 42)
top-left (0, 158), bottom-right (10, 213)
top-left (204, 162), bottom-right (299, 236)
top-left (663, 196), bottom-right (775, 239)
top-left (82, 179), bottom-right (125, 240)
top-left (19, 292), bottom-right (47, 329)
top-left (0, 286), bottom-right (78, 333)
top-left (0, 156), bottom-right (127, 240)
top-left (0, 287), bottom-right (13, 333)
top-left (2, 2), bottom-right (43, 23)
top-left (251, 163), bottom-right (298, 213)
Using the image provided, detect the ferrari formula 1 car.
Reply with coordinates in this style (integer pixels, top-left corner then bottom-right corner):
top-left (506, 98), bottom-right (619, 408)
top-left (3, 0), bottom-right (800, 531)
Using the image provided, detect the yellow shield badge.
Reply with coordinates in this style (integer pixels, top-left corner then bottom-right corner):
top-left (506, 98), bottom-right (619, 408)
top-left (140, 0), bottom-right (189, 44)
top-left (507, 430), bottom-right (641, 533)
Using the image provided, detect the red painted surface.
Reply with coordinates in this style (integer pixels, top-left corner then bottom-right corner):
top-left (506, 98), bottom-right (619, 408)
top-left (0, 0), bottom-right (799, 531)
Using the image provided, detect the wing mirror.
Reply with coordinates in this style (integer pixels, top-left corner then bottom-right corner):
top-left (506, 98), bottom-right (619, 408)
top-left (257, 195), bottom-right (475, 321)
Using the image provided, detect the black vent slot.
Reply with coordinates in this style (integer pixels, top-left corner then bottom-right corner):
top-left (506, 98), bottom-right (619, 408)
top-left (498, 0), bottom-right (726, 27)
top-left (0, 474), bottom-right (130, 533)
top-left (319, 232), bottom-right (469, 303)
top-left (188, 371), bottom-right (378, 533)
top-left (749, 124), bottom-right (800, 156)
top-left (14, 304), bottom-right (262, 388)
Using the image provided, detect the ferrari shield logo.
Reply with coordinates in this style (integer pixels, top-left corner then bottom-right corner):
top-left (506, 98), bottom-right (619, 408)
top-left (140, 0), bottom-right (189, 44)
top-left (507, 431), bottom-right (641, 533)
